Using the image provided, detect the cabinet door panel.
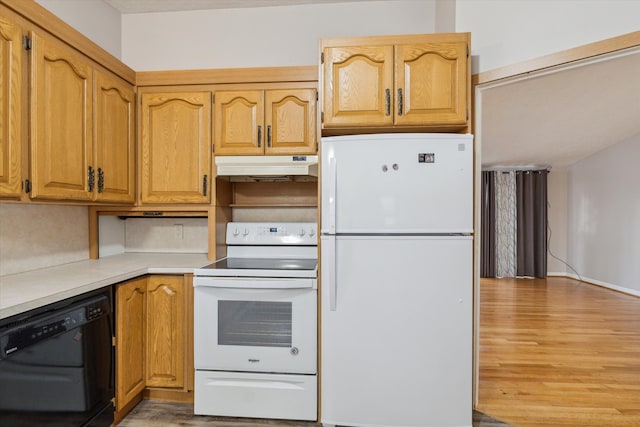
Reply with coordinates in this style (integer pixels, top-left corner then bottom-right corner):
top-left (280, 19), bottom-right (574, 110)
top-left (323, 45), bottom-right (394, 127)
top-left (395, 43), bottom-right (467, 126)
top-left (265, 89), bottom-right (316, 155)
top-left (0, 15), bottom-right (23, 198)
top-left (141, 92), bottom-right (211, 203)
top-left (116, 277), bottom-right (147, 411)
top-left (30, 32), bottom-right (92, 200)
top-left (214, 90), bottom-right (264, 155)
top-left (95, 70), bottom-right (135, 203)
top-left (146, 276), bottom-right (185, 388)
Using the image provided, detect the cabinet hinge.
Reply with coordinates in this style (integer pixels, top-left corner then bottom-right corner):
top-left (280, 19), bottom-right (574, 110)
top-left (320, 52), bottom-right (324, 64)
top-left (466, 108), bottom-right (469, 121)
top-left (466, 45), bottom-right (469, 58)
top-left (321, 112), bottom-right (324, 123)
top-left (112, 336), bottom-right (116, 347)
top-left (23, 35), bottom-right (32, 51)
top-left (212, 143), bottom-right (215, 153)
top-left (24, 179), bottom-right (31, 194)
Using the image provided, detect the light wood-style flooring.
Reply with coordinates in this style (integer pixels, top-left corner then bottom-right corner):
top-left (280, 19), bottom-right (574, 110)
top-left (477, 277), bottom-right (640, 426)
top-left (118, 400), bottom-right (510, 426)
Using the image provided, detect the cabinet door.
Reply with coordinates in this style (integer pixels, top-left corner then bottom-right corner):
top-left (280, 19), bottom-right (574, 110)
top-left (395, 43), bottom-right (468, 126)
top-left (265, 89), bottom-right (316, 155)
top-left (214, 90), bottom-right (264, 155)
top-left (30, 32), bottom-right (93, 201)
top-left (146, 275), bottom-right (185, 388)
top-left (322, 45), bottom-right (394, 128)
top-left (140, 92), bottom-right (211, 203)
top-left (116, 277), bottom-right (147, 411)
top-left (0, 15), bottom-right (23, 198)
top-left (94, 70), bottom-right (135, 203)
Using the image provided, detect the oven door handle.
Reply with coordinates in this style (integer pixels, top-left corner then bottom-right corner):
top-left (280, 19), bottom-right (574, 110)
top-left (193, 278), bottom-right (315, 289)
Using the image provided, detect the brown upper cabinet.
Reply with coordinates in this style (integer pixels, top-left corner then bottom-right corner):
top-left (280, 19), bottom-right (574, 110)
top-left (29, 31), bottom-right (135, 202)
top-left (320, 33), bottom-right (470, 133)
top-left (139, 91), bottom-right (212, 204)
top-left (94, 70), bottom-right (136, 203)
top-left (0, 14), bottom-right (23, 198)
top-left (213, 88), bottom-right (317, 156)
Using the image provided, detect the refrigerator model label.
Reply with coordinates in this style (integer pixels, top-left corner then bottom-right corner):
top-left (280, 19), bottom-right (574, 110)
top-left (418, 153), bottom-right (435, 163)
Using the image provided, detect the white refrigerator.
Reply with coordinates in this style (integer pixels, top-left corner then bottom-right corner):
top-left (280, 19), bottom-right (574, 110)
top-left (320, 133), bottom-right (473, 427)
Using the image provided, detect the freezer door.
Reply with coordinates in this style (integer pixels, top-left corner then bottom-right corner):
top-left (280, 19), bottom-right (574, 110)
top-left (321, 133), bottom-right (473, 234)
top-left (320, 235), bottom-right (472, 427)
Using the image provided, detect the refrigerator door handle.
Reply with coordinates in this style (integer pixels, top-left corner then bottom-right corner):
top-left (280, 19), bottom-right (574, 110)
top-left (326, 235), bottom-right (337, 311)
top-left (328, 156), bottom-right (337, 233)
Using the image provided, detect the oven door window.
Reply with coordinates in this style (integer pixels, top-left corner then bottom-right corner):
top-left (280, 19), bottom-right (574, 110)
top-left (218, 300), bottom-right (292, 347)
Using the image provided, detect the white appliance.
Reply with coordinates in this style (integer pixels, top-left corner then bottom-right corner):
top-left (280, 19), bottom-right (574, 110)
top-left (320, 133), bottom-right (473, 427)
top-left (193, 222), bottom-right (318, 421)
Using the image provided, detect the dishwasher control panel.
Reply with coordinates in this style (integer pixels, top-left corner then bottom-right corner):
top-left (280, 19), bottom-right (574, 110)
top-left (0, 295), bottom-right (110, 359)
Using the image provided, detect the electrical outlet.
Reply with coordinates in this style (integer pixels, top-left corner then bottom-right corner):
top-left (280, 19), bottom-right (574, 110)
top-left (174, 224), bottom-right (184, 240)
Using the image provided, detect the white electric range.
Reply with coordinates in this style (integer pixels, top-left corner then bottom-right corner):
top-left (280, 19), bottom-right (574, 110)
top-left (193, 222), bottom-right (318, 421)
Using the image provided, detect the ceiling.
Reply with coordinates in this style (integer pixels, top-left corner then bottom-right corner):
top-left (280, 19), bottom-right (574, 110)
top-left (104, 1), bottom-right (640, 170)
top-left (104, 0), bottom-right (381, 13)
top-left (479, 47), bottom-right (640, 169)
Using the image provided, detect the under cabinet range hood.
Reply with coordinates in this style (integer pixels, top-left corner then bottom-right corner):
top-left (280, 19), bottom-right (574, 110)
top-left (214, 155), bottom-right (318, 180)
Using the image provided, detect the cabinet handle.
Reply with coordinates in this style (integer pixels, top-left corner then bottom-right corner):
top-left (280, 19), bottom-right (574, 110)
top-left (88, 166), bottom-right (95, 192)
top-left (267, 125), bottom-right (272, 147)
top-left (202, 174), bottom-right (208, 196)
top-left (385, 88), bottom-right (391, 116)
top-left (397, 88), bottom-right (404, 116)
top-left (257, 125), bottom-right (262, 148)
top-left (97, 168), bottom-right (104, 193)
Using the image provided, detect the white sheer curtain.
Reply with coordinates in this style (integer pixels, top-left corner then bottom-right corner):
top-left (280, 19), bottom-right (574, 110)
top-left (495, 171), bottom-right (517, 278)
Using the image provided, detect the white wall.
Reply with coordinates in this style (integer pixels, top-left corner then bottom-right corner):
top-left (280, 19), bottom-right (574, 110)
top-left (567, 134), bottom-right (640, 295)
top-left (121, 0), bottom-right (435, 70)
top-left (35, 0), bottom-right (122, 59)
top-left (456, 0), bottom-right (640, 73)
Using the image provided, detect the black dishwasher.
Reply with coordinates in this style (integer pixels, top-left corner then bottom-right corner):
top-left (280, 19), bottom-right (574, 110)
top-left (0, 288), bottom-right (114, 426)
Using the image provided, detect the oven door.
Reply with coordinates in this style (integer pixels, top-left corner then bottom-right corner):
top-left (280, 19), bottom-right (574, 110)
top-left (194, 278), bottom-right (317, 374)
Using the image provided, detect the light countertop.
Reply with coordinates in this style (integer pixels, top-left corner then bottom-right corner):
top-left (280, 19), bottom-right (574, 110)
top-left (0, 253), bottom-right (211, 320)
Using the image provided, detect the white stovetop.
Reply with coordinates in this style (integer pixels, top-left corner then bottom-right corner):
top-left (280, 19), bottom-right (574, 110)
top-left (0, 253), bottom-right (211, 320)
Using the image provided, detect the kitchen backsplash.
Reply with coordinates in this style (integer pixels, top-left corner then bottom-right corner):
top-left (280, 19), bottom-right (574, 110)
top-left (123, 217), bottom-right (209, 253)
top-left (0, 205), bottom-right (319, 276)
top-left (0, 204), bottom-right (89, 276)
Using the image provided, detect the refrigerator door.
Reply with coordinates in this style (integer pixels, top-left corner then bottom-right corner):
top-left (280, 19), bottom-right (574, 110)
top-left (320, 235), bottom-right (472, 427)
top-left (321, 133), bottom-right (473, 234)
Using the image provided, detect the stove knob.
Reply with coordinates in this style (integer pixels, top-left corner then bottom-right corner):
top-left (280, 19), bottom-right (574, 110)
top-left (308, 228), bottom-right (316, 237)
top-left (242, 228), bottom-right (250, 237)
top-left (232, 228), bottom-right (239, 237)
top-left (298, 228), bottom-right (306, 237)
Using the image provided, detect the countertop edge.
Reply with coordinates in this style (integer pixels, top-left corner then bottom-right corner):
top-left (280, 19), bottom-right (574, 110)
top-left (0, 253), bottom-right (211, 320)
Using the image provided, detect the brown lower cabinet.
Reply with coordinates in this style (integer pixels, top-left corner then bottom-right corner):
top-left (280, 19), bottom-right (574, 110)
top-left (115, 274), bottom-right (194, 421)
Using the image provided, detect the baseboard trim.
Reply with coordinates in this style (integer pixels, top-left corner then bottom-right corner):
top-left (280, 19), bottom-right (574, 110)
top-left (547, 272), bottom-right (640, 297)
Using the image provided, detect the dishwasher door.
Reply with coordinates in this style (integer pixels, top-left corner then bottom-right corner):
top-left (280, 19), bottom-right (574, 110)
top-left (0, 288), bottom-right (114, 426)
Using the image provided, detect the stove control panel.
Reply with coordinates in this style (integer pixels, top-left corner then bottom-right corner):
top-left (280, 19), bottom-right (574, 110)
top-left (226, 222), bottom-right (317, 245)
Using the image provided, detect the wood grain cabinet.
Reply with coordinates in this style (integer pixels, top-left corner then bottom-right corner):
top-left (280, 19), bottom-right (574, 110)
top-left (321, 33), bottom-right (470, 133)
top-left (115, 277), bottom-right (147, 413)
top-left (94, 70), bottom-right (136, 203)
top-left (115, 275), bottom-right (193, 417)
top-left (30, 31), bottom-right (93, 201)
top-left (0, 14), bottom-right (24, 198)
top-left (29, 31), bottom-right (135, 202)
top-left (145, 275), bottom-right (186, 388)
top-left (140, 91), bottom-right (212, 204)
top-left (214, 88), bottom-right (316, 156)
